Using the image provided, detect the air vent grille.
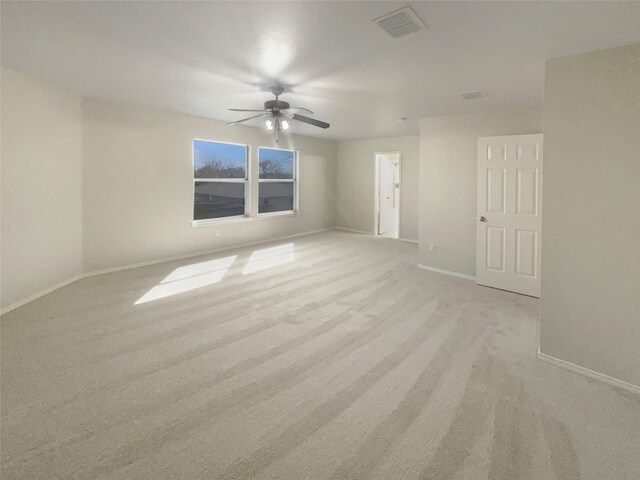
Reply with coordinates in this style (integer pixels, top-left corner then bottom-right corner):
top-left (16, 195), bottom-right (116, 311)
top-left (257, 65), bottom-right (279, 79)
top-left (374, 6), bottom-right (426, 38)
top-left (461, 91), bottom-right (487, 100)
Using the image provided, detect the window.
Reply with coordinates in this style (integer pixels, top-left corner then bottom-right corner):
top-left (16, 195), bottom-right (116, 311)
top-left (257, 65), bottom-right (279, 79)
top-left (258, 147), bottom-right (297, 215)
top-left (193, 140), bottom-right (248, 221)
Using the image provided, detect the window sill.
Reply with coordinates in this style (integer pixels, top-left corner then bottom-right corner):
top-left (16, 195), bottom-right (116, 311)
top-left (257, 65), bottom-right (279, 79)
top-left (256, 211), bottom-right (299, 220)
top-left (191, 211), bottom-right (299, 227)
top-left (192, 215), bottom-right (253, 227)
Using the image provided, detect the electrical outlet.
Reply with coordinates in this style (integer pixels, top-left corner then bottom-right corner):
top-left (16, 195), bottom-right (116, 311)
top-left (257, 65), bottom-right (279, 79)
top-left (429, 243), bottom-right (435, 253)
top-left (215, 229), bottom-right (221, 237)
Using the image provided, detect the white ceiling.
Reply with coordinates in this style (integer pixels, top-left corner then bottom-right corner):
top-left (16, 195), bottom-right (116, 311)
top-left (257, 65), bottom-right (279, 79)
top-left (2, 1), bottom-right (638, 141)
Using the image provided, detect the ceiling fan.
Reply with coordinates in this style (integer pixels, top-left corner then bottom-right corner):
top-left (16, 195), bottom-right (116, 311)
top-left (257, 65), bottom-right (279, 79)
top-left (227, 85), bottom-right (330, 142)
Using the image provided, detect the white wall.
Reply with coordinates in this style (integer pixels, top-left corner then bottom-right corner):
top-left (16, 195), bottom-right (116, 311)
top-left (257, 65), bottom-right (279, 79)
top-left (1, 69), bottom-right (83, 309)
top-left (541, 44), bottom-right (640, 387)
top-left (336, 135), bottom-right (419, 241)
top-left (419, 107), bottom-right (543, 276)
top-left (82, 98), bottom-right (337, 272)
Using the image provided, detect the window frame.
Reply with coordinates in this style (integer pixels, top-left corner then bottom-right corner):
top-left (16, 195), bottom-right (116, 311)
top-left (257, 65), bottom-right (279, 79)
top-left (192, 138), bottom-right (251, 225)
top-left (257, 146), bottom-right (299, 217)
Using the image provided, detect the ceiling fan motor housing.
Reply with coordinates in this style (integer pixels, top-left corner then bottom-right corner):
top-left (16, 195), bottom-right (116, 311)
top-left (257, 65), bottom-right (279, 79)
top-left (264, 99), bottom-right (290, 111)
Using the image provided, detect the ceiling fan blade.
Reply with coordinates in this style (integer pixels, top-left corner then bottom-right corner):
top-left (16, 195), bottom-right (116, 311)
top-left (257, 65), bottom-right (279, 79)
top-left (284, 107), bottom-right (314, 114)
top-left (228, 108), bottom-right (268, 112)
top-left (227, 113), bottom-right (268, 125)
top-left (292, 114), bottom-right (330, 129)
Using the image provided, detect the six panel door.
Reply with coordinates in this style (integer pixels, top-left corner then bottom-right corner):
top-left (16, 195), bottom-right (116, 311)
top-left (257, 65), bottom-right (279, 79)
top-left (476, 134), bottom-right (543, 297)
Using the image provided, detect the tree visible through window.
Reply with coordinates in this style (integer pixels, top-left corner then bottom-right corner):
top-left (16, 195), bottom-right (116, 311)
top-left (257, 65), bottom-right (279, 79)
top-left (193, 140), bottom-right (248, 220)
top-left (258, 148), bottom-right (297, 214)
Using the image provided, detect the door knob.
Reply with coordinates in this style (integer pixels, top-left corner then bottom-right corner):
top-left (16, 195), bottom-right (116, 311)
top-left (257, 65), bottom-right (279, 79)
top-left (478, 216), bottom-right (487, 222)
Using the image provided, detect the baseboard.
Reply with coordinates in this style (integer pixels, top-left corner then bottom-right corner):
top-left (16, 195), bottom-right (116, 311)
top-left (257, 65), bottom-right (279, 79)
top-left (1, 274), bottom-right (85, 316)
top-left (537, 350), bottom-right (640, 395)
top-left (333, 227), bottom-right (373, 235)
top-left (399, 238), bottom-right (418, 244)
top-left (1, 227), bottom-right (331, 316)
top-left (84, 228), bottom-right (332, 278)
top-left (417, 264), bottom-right (476, 281)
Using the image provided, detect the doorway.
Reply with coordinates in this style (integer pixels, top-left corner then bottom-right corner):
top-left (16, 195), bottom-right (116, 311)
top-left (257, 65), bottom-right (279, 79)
top-left (375, 152), bottom-right (401, 239)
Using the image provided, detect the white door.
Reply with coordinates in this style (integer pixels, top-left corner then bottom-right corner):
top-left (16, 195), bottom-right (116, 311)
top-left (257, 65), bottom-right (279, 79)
top-left (476, 134), bottom-right (543, 297)
top-left (378, 154), bottom-right (400, 235)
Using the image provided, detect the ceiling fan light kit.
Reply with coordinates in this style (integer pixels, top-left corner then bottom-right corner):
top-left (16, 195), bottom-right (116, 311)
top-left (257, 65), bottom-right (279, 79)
top-left (228, 84), bottom-right (330, 142)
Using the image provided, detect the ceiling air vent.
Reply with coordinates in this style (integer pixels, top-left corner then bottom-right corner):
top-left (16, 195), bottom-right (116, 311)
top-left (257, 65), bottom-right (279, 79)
top-left (374, 6), bottom-right (426, 38)
top-left (461, 91), bottom-right (487, 100)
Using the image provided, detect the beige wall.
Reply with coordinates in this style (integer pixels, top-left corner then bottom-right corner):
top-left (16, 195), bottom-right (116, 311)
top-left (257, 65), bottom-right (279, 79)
top-left (82, 98), bottom-right (337, 272)
top-left (1, 69), bottom-right (83, 309)
top-left (419, 107), bottom-right (543, 276)
top-left (336, 135), bottom-right (419, 241)
top-left (541, 44), bottom-right (640, 387)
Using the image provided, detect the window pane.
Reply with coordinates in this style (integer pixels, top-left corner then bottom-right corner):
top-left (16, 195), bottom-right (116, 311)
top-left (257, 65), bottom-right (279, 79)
top-left (194, 182), bottom-right (245, 220)
top-left (194, 140), bottom-right (246, 179)
top-left (259, 182), bottom-right (294, 213)
top-left (259, 148), bottom-right (294, 179)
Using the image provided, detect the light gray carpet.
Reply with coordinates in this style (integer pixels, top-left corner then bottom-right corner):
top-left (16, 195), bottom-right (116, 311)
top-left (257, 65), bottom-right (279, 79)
top-left (1, 231), bottom-right (638, 479)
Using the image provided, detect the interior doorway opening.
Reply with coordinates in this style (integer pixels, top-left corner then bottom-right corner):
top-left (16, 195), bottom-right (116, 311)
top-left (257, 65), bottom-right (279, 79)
top-left (374, 152), bottom-right (401, 239)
